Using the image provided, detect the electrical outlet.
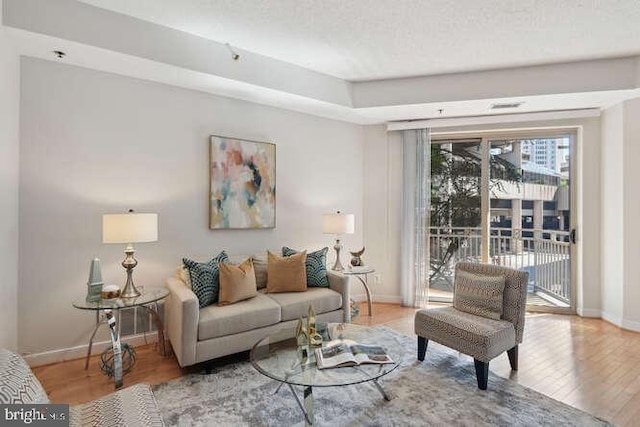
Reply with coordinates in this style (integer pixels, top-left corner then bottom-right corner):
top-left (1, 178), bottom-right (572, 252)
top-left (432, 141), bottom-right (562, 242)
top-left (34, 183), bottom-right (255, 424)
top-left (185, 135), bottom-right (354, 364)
top-left (373, 273), bottom-right (382, 285)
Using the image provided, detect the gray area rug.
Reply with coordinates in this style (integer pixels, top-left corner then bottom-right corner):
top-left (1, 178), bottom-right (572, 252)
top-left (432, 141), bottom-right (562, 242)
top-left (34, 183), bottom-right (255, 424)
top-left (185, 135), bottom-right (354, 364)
top-left (153, 327), bottom-right (610, 426)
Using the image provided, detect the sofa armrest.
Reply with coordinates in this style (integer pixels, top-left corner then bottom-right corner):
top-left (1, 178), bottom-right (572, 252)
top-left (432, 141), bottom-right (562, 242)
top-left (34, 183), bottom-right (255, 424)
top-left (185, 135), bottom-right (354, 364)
top-left (327, 270), bottom-right (351, 322)
top-left (165, 277), bottom-right (199, 367)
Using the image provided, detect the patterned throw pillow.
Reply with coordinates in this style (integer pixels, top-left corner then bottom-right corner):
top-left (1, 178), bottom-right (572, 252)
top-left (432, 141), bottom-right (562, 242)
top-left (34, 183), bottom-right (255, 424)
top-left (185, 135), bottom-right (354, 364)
top-left (453, 270), bottom-right (505, 320)
top-left (183, 251), bottom-right (229, 308)
top-left (282, 246), bottom-right (329, 287)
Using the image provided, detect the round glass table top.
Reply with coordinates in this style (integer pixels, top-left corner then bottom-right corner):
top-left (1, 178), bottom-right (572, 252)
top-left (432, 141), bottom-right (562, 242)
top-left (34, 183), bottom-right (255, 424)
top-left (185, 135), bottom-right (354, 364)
top-left (250, 323), bottom-right (401, 388)
top-left (342, 267), bottom-right (375, 275)
top-left (72, 287), bottom-right (169, 310)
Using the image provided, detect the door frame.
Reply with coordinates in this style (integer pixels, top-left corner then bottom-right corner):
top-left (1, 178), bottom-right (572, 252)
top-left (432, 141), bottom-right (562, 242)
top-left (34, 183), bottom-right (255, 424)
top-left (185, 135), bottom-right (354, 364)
top-left (430, 128), bottom-right (578, 314)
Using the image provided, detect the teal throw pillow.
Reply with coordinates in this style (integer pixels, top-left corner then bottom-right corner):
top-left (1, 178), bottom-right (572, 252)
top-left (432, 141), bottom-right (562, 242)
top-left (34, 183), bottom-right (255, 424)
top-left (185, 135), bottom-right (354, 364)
top-left (183, 251), bottom-right (229, 308)
top-left (282, 246), bottom-right (329, 287)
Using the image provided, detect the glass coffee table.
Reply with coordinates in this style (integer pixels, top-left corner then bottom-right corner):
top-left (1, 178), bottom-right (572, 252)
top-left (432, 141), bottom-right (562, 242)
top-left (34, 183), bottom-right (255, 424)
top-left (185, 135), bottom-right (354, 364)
top-left (250, 323), bottom-right (401, 426)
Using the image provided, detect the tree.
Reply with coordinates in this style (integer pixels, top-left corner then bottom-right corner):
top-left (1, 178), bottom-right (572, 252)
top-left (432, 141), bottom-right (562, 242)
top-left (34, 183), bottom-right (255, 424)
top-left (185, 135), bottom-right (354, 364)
top-left (430, 143), bottom-right (521, 229)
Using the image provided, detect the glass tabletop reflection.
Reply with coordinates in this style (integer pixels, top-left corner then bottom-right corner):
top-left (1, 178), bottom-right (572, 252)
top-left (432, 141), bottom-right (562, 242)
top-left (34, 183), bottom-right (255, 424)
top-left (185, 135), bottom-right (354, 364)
top-left (72, 287), bottom-right (169, 310)
top-left (250, 323), bottom-right (401, 388)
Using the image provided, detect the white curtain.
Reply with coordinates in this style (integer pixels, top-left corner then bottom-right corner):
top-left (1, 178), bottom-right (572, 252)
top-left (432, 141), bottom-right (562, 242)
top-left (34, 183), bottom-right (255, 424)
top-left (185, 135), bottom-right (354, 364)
top-left (400, 128), bottom-right (431, 307)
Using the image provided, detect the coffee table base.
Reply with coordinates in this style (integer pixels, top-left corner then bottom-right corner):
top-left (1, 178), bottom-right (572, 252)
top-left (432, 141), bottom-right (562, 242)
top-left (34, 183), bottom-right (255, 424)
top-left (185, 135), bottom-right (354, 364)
top-left (282, 380), bottom-right (391, 426)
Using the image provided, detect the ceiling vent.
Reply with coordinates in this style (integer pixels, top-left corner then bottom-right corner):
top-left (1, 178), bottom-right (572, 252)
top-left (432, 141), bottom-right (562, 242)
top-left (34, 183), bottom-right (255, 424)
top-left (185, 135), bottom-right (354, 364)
top-left (490, 102), bottom-right (523, 110)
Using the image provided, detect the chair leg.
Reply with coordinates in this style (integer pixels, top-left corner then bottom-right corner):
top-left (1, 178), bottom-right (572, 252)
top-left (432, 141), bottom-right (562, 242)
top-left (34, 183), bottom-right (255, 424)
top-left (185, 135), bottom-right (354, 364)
top-left (507, 345), bottom-right (518, 371)
top-left (474, 359), bottom-right (489, 390)
top-left (417, 336), bottom-right (428, 361)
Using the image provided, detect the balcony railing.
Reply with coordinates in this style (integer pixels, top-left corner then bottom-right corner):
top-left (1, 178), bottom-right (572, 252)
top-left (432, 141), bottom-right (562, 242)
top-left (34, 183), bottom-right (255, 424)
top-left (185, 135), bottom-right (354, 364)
top-left (429, 226), bottom-right (571, 306)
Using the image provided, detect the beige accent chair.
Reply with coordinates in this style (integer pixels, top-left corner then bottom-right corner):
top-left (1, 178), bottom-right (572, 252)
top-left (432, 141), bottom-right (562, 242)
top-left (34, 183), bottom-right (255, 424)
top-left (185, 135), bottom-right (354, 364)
top-left (415, 262), bottom-right (529, 390)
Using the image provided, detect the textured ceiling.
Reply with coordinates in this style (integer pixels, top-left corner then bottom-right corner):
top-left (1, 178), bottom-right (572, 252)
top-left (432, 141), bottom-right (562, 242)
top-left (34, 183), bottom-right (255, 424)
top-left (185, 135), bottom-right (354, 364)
top-left (78, 0), bottom-right (640, 81)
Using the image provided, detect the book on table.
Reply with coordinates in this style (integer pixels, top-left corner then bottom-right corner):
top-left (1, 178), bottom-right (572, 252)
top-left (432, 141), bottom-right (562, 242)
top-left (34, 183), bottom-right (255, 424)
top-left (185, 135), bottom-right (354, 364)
top-left (315, 341), bottom-right (394, 369)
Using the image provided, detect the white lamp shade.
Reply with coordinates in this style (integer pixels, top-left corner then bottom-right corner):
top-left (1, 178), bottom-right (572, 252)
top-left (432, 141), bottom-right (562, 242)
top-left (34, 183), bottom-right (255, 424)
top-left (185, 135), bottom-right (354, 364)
top-left (322, 213), bottom-right (355, 234)
top-left (103, 213), bottom-right (158, 244)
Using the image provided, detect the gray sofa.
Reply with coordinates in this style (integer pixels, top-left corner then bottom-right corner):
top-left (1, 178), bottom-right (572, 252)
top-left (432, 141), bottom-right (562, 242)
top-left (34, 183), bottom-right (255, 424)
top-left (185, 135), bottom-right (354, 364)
top-left (165, 254), bottom-right (351, 367)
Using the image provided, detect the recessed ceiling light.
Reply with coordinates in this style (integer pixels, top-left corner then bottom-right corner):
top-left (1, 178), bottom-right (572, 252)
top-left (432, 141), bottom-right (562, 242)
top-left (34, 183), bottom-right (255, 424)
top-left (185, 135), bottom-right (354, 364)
top-left (490, 102), bottom-right (523, 110)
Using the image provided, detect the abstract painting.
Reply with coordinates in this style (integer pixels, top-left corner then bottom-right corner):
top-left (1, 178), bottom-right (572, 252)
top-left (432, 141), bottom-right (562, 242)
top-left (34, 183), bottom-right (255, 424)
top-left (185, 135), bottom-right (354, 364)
top-left (209, 135), bottom-right (276, 229)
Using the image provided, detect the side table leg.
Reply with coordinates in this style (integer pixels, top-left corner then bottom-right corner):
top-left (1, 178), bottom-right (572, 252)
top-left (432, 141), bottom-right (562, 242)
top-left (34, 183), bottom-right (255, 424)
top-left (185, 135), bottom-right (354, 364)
top-left (85, 311), bottom-right (102, 370)
top-left (357, 276), bottom-right (373, 316)
top-left (143, 304), bottom-right (166, 357)
top-left (105, 310), bottom-right (123, 389)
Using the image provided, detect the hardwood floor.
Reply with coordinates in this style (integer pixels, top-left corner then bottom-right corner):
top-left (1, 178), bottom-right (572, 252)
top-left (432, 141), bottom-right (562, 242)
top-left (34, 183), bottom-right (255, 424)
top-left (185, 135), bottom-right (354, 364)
top-left (33, 303), bottom-right (640, 425)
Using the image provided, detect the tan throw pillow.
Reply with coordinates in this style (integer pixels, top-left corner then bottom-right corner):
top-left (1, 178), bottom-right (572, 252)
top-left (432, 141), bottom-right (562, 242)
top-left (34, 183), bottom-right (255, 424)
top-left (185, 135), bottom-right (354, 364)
top-left (453, 270), bottom-right (505, 320)
top-left (266, 251), bottom-right (307, 293)
top-left (218, 258), bottom-right (258, 305)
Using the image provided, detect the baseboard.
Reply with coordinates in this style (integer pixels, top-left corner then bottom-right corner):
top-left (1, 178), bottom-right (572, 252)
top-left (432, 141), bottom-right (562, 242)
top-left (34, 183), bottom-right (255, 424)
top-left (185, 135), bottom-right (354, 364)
top-left (577, 308), bottom-right (601, 318)
top-left (621, 318), bottom-right (640, 332)
top-left (23, 332), bottom-right (159, 368)
top-left (601, 311), bottom-right (622, 327)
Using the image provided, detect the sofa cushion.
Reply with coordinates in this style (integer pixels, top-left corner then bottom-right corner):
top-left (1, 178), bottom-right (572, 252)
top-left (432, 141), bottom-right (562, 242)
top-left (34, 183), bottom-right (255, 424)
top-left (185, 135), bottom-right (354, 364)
top-left (183, 251), bottom-right (229, 308)
top-left (198, 294), bottom-right (281, 340)
top-left (266, 288), bottom-right (343, 321)
top-left (266, 251), bottom-right (307, 293)
top-left (0, 349), bottom-right (49, 404)
top-left (453, 270), bottom-right (505, 320)
top-left (218, 258), bottom-right (258, 305)
top-left (415, 306), bottom-right (516, 362)
top-left (282, 246), bottom-right (329, 288)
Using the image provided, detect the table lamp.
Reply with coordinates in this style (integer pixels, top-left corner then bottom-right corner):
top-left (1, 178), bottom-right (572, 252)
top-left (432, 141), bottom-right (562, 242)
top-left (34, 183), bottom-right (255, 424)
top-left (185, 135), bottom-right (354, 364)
top-left (322, 211), bottom-right (355, 271)
top-left (103, 210), bottom-right (158, 298)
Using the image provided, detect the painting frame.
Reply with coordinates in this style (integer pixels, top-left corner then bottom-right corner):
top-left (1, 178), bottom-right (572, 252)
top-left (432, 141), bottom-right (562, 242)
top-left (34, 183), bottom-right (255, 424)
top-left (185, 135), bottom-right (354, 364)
top-left (209, 135), bottom-right (276, 230)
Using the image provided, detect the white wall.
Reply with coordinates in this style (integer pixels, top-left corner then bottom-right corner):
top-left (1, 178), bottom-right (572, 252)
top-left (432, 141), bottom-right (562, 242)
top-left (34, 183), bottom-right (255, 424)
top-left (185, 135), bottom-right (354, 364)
top-left (0, 0), bottom-right (20, 350)
top-left (18, 58), bottom-right (364, 355)
top-left (363, 117), bottom-right (604, 316)
top-left (622, 98), bottom-right (640, 330)
top-left (601, 104), bottom-right (624, 324)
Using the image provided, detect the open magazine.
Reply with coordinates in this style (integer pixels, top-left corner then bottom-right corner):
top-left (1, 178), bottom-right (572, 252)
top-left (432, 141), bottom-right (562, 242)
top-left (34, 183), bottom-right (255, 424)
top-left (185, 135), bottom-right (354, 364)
top-left (315, 342), bottom-right (394, 369)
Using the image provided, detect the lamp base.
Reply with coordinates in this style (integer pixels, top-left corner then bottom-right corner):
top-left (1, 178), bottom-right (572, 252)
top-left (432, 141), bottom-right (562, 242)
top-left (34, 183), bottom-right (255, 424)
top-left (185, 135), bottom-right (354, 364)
top-left (120, 245), bottom-right (142, 298)
top-left (331, 238), bottom-right (345, 271)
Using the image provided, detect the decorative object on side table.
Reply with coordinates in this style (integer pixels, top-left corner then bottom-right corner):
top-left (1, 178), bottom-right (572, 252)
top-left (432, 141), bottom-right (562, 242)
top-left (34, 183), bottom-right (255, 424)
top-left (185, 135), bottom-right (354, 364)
top-left (322, 211), bottom-right (355, 271)
top-left (86, 258), bottom-right (104, 302)
top-left (101, 284), bottom-right (121, 300)
top-left (209, 135), bottom-right (276, 229)
top-left (100, 343), bottom-right (136, 379)
top-left (349, 247), bottom-right (365, 267)
top-left (103, 210), bottom-right (158, 298)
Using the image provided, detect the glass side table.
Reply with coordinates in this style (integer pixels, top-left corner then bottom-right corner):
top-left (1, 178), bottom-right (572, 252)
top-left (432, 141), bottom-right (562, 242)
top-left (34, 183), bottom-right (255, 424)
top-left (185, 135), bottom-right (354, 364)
top-left (343, 267), bottom-right (375, 316)
top-left (72, 287), bottom-right (169, 389)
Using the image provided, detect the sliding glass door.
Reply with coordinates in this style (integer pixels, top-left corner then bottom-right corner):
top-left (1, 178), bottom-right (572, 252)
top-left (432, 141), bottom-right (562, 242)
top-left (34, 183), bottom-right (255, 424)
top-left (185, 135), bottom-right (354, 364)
top-left (428, 133), bottom-right (575, 313)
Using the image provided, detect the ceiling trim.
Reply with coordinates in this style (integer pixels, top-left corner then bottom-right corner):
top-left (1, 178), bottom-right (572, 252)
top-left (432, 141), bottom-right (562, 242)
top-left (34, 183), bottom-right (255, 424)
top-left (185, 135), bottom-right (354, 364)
top-left (386, 109), bottom-right (601, 131)
top-left (3, 0), bottom-right (639, 125)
